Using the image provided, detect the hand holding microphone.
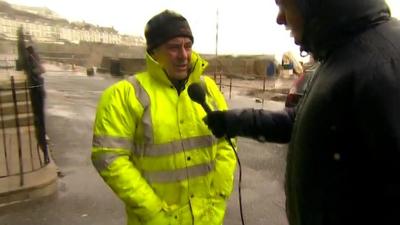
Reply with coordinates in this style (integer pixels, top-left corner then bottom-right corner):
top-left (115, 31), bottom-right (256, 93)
top-left (204, 111), bottom-right (229, 138)
top-left (187, 83), bottom-right (234, 138)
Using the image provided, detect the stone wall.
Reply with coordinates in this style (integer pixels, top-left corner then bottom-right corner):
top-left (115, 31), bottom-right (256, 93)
top-left (204, 55), bottom-right (278, 79)
top-left (0, 39), bottom-right (146, 69)
top-left (0, 39), bottom-right (280, 79)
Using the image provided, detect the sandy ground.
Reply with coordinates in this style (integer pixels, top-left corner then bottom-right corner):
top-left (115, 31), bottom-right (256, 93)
top-left (43, 62), bottom-right (87, 76)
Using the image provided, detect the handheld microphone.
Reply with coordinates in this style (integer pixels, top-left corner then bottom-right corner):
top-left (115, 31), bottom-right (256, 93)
top-left (187, 83), bottom-right (211, 114)
top-left (187, 82), bottom-right (246, 225)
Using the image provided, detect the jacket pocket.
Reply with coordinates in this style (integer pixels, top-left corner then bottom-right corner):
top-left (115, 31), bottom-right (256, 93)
top-left (190, 196), bottom-right (227, 225)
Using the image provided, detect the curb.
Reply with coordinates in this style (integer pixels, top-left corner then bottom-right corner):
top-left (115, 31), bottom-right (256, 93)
top-left (0, 159), bottom-right (58, 207)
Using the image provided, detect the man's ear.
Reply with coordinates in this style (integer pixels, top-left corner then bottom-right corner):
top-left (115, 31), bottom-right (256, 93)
top-left (151, 48), bottom-right (162, 62)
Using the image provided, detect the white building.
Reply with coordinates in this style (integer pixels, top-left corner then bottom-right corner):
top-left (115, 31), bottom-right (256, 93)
top-left (0, 3), bottom-right (144, 46)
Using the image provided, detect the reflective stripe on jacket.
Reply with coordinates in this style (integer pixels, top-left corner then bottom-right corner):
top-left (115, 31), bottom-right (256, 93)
top-left (92, 51), bottom-right (237, 225)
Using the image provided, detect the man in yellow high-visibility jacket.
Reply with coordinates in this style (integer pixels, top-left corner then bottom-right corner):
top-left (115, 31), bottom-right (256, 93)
top-left (92, 9), bottom-right (237, 225)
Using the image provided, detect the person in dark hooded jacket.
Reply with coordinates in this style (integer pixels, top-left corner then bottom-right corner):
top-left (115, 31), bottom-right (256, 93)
top-left (204, 0), bottom-right (400, 225)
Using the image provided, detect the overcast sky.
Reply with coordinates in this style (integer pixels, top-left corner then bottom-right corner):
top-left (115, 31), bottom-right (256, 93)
top-left (4, 0), bottom-right (400, 59)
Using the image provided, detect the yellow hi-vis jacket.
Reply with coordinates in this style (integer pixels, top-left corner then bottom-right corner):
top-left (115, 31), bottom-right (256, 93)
top-left (92, 51), bottom-right (237, 225)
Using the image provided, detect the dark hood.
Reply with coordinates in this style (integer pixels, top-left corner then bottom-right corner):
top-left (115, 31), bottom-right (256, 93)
top-left (297, 0), bottom-right (391, 60)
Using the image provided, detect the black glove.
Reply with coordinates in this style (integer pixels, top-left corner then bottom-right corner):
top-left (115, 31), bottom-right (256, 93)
top-left (203, 110), bottom-right (229, 138)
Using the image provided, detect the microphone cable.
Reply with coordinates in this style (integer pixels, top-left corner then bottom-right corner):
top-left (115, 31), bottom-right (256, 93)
top-left (225, 137), bottom-right (245, 225)
top-left (187, 82), bottom-right (245, 225)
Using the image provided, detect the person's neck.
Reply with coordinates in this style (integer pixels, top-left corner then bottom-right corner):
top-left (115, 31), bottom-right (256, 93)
top-left (170, 78), bottom-right (188, 95)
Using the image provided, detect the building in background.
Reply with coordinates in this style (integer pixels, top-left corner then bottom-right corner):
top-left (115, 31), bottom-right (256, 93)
top-left (0, 0), bottom-right (145, 46)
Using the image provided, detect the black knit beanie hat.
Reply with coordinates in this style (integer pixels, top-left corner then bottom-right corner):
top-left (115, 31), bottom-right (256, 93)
top-left (145, 10), bottom-right (194, 53)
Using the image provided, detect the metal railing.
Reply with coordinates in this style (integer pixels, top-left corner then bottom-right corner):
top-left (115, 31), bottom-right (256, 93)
top-left (0, 74), bottom-right (49, 186)
top-left (212, 71), bottom-right (290, 102)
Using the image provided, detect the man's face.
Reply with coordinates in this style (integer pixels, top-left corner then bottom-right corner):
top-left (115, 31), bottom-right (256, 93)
top-left (152, 36), bottom-right (193, 81)
top-left (276, 0), bottom-right (304, 45)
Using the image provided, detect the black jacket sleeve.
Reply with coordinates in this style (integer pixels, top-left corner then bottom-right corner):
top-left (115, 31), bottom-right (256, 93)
top-left (224, 108), bottom-right (295, 143)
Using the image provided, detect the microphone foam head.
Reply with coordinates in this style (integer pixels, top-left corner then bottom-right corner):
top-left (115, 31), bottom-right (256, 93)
top-left (187, 83), bottom-right (206, 104)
